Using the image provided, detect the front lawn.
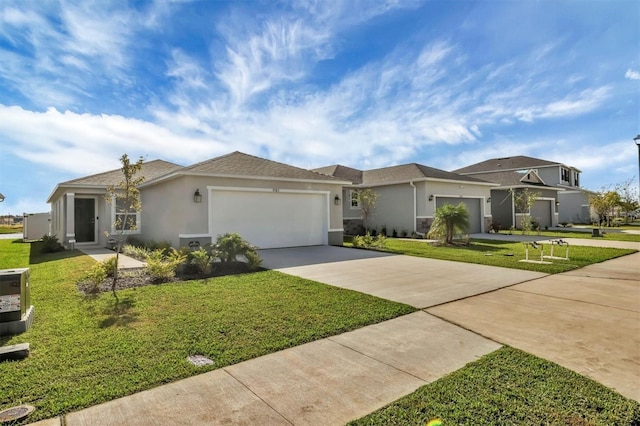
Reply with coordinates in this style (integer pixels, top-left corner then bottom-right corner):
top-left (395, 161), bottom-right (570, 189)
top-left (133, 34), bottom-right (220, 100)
top-left (0, 225), bottom-right (22, 234)
top-left (500, 229), bottom-right (640, 242)
top-left (379, 238), bottom-right (636, 274)
top-left (350, 346), bottom-right (640, 425)
top-left (0, 240), bottom-right (414, 422)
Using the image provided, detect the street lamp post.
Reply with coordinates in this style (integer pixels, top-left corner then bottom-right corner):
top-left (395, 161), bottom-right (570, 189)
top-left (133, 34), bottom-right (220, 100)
top-left (635, 135), bottom-right (640, 203)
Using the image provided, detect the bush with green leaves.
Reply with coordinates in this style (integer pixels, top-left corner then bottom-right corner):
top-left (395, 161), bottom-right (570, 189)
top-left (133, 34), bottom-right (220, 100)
top-left (40, 234), bottom-right (65, 253)
top-left (100, 257), bottom-right (118, 277)
top-left (428, 202), bottom-right (469, 244)
top-left (214, 233), bottom-right (261, 264)
top-left (352, 232), bottom-right (387, 249)
top-left (190, 247), bottom-right (214, 274)
top-left (123, 244), bottom-right (151, 261)
top-left (82, 263), bottom-right (107, 294)
top-left (244, 250), bottom-right (263, 271)
top-left (144, 248), bottom-right (188, 283)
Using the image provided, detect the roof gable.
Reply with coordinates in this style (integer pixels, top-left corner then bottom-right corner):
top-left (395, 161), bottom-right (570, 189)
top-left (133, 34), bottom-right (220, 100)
top-left (469, 170), bottom-right (557, 189)
top-left (454, 155), bottom-right (567, 174)
top-left (313, 164), bottom-right (363, 184)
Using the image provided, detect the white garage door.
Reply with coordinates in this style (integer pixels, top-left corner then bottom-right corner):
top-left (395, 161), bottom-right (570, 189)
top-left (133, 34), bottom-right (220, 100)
top-left (436, 197), bottom-right (482, 233)
top-left (209, 189), bottom-right (327, 249)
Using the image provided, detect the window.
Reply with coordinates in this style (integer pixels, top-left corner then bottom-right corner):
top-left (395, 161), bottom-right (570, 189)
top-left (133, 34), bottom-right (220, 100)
top-left (350, 190), bottom-right (360, 209)
top-left (561, 168), bottom-right (570, 183)
top-left (113, 197), bottom-right (140, 233)
top-left (574, 172), bottom-right (579, 187)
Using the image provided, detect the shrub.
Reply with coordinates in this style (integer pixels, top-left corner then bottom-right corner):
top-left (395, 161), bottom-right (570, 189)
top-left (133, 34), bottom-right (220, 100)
top-left (190, 247), bottom-right (213, 274)
top-left (144, 248), bottom-right (186, 283)
top-left (612, 217), bottom-right (625, 227)
top-left (352, 232), bottom-right (387, 249)
top-left (400, 230), bottom-right (408, 238)
top-left (123, 244), bottom-right (150, 261)
top-left (392, 229), bottom-right (398, 238)
top-left (380, 226), bottom-right (387, 237)
top-left (82, 263), bottom-right (107, 294)
top-left (214, 233), bottom-right (260, 263)
top-left (41, 234), bottom-right (65, 253)
top-left (100, 257), bottom-right (117, 277)
top-left (244, 250), bottom-right (263, 271)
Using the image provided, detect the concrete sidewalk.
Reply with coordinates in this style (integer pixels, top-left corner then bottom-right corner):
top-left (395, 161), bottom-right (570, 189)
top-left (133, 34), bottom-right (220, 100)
top-left (29, 311), bottom-right (501, 425)
top-left (428, 251), bottom-right (640, 402)
top-left (78, 246), bottom-right (145, 269)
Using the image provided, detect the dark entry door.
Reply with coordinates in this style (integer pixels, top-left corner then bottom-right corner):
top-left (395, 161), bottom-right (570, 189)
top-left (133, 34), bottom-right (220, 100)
top-left (75, 198), bottom-right (95, 243)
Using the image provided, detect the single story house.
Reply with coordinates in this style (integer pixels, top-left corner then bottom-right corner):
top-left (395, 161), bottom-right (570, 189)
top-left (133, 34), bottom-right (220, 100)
top-left (454, 155), bottom-right (593, 224)
top-left (47, 152), bottom-right (348, 250)
top-left (314, 163), bottom-right (496, 235)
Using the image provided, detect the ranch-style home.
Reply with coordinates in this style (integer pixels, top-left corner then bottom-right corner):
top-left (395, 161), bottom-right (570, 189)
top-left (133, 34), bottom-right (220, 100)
top-left (313, 163), bottom-right (496, 235)
top-left (454, 155), bottom-right (593, 227)
top-left (47, 152), bottom-right (348, 250)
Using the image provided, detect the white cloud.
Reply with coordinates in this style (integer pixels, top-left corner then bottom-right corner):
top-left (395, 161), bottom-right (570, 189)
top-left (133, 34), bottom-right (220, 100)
top-left (625, 68), bottom-right (640, 80)
top-left (0, 105), bottom-right (225, 175)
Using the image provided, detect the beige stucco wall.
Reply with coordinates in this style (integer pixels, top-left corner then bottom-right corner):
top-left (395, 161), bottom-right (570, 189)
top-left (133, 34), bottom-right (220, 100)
top-left (367, 183), bottom-right (415, 234)
top-left (421, 181), bottom-right (492, 218)
top-left (140, 175), bottom-right (344, 248)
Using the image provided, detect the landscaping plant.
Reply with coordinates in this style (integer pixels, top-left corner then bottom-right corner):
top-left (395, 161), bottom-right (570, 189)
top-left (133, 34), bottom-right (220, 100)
top-left (428, 202), bottom-right (469, 244)
top-left (104, 154), bottom-right (145, 299)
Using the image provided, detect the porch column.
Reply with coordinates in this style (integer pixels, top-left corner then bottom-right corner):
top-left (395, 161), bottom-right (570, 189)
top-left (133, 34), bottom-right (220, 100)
top-left (65, 193), bottom-right (75, 247)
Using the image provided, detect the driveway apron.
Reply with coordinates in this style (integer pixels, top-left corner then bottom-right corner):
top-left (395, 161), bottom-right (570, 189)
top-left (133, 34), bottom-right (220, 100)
top-left (427, 251), bottom-right (640, 402)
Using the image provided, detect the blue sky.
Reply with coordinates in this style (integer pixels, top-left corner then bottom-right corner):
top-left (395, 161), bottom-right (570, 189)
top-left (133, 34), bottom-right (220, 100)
top-left (0, 0), bottom-right (639, 215)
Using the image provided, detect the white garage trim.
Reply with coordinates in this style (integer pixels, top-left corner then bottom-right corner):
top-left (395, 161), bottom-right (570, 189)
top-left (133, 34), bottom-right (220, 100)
top-left (207, 186), bottom-right (330, 249)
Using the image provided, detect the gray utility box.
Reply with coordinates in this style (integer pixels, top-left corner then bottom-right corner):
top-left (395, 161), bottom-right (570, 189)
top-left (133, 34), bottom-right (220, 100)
top-left (0, 268), bottom-right (30, 323)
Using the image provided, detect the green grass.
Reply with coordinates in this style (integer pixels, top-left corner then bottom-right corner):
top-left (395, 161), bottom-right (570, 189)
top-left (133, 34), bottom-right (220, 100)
top-left (378, 238), bottom-right (636, 274)
top-left (0, 225), bottom-right (22, 234)
top-left (500, 229), bottom-right (640, 242)
top-left (0, 240), bottom-right (415, 422)
top-left (350, 347), bottom-right (640, 426)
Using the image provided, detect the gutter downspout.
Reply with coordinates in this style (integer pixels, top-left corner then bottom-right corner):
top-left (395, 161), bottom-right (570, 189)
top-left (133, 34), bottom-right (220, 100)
top-left (410, 181), bottom-right (417, 233)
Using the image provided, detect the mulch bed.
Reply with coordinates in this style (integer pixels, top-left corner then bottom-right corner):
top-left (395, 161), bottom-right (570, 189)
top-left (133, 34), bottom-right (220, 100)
top-left (77, 263), bottom-right (260, 294)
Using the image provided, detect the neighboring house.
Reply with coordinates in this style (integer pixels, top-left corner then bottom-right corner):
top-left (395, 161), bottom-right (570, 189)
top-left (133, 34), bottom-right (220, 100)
top-left (314, 163), bottom-right (496, 235)
top-left (47, 152), bottom-right (348, 250)
top-left (453, 155), bottom-right (592, 227)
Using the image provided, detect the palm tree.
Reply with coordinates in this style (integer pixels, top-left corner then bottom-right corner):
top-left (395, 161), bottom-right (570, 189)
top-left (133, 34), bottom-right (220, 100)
top-left (428, 203), bottom-right (469, 244)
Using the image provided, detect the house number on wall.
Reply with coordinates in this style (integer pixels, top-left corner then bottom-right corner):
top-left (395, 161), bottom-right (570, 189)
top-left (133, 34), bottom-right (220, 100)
top-left (272, 188), bottom-right (279, 192)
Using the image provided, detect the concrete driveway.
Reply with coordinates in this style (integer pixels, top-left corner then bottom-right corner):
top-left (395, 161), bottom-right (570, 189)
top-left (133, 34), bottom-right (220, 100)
top-left (428, 251), bottom-right (640, 402)
top-left (260, 246), bottom-right (546, 309)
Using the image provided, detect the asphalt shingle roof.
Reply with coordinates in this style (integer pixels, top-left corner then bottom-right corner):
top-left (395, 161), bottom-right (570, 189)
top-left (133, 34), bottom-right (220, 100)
top-left (62, 160), bottom-right (183, 187)
top-left (313, 165), bottom-right (363, 184)
top-left (314, 162), bottom-right (490, 186)
top-left (181, 151), bottom-right (345, 182)
top-left (362, 163), bottom-right (489, 185)
top-left (470, 171), bottom-right (553, 188)
top-left (454, 155), bottom-right (563, 174)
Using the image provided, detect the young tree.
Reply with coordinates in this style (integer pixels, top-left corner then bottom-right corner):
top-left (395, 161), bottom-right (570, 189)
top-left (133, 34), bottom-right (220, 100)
top-left (615, 178), bottom-right (639, 223)
top-left (589, 189), bottom-right (620, 228)
top-left (510, 188), bottom-right (540, 234)
top-left (427, 202), bottom-right (469, 244)
top-left (355, 188), bottom-right (378, 232)
top-left (104, 154), bottom-right (144, 299)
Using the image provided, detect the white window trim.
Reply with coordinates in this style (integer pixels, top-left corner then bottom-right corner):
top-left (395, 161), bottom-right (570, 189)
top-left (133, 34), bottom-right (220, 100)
top-left (110, 199), bottom-right (141, 235)
top-left (349, 189), bottom-right (360, 209)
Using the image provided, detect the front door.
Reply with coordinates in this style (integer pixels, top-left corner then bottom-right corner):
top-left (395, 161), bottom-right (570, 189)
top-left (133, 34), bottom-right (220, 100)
top-left (75, 198), bottom-right (95, 243)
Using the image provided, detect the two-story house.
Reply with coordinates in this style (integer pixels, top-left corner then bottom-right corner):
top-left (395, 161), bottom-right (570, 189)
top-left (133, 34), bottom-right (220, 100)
top-left (454, 156), bottom-right (592, 228)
